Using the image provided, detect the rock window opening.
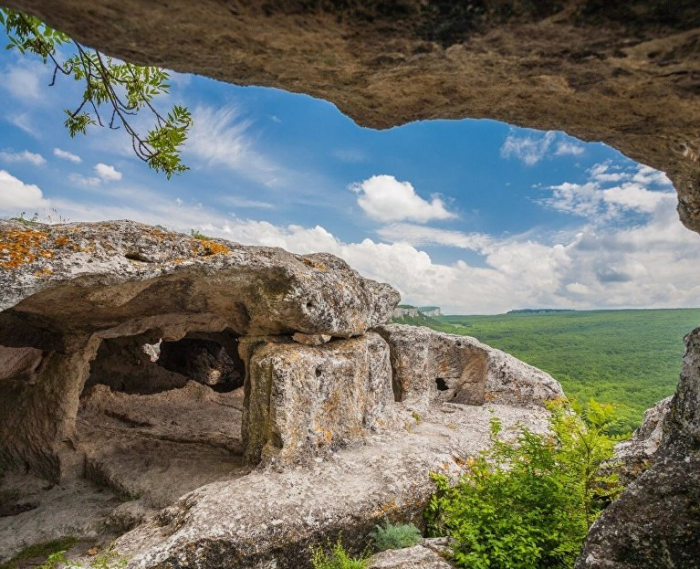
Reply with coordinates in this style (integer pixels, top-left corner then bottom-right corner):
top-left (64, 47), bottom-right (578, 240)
top-left (435, 377), bottom-right (449, 391)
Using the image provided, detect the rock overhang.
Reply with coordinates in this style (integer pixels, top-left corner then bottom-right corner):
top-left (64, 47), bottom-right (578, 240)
top-left (0, 219), bottom-right (400, 343)
top-left (3, 0), bottom-right (700, 233)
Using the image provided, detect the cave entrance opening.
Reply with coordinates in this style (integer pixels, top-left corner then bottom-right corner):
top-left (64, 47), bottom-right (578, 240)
top-left (75, 329), bottom-right (250, 509)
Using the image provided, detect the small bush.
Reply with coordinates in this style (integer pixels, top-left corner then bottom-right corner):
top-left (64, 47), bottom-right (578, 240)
top-left (371, 520), bottom-right (422, 551)
top-left (310, 539), bottom-right (366, 569)
top-left (425, 399), bottom-right (624, 569)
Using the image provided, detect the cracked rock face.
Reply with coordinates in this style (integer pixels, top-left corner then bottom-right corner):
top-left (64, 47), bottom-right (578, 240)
top-left (5, 0), bottom-right (700, 233)
top-left (612, 395), bottom-right (671, 485)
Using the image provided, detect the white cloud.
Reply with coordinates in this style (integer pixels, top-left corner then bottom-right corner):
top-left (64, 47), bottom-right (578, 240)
top-left (1, 61), bottom-right (46, 100)
top-left (94, 163), bottom-right (122, 182)
top-left (590, 162), bottom-right (626, 183)
top-left (500, 130), bottom-right (556, 165)
top-left (0, 170), bottom-right (50, 211)
top-left (53, 148), bottom-right (82, 163)
top-left (0, 150), bottom-right (46, 166)
top-left (6, 113), bottom-right (40, 138)
top-left (351, 175), bottom-right (456, 223)
top-left (633, 165), bottom-right (672, 187)
top-left (377, 223), bottom-right (492, 251)
top-left (68, 173), bottom-right (101, 188)
top-left (601, 183), bottom-right (672, 213)
top-left (554, 140), bottom-right (585, 157)
top-left (223, 196), bottom-right (275, 209)
top-left (541, 163), bottom-right (675, 222)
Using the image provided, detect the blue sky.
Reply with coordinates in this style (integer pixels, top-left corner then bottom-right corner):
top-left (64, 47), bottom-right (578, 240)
top-left (1, 42), bottom-right (700, 314)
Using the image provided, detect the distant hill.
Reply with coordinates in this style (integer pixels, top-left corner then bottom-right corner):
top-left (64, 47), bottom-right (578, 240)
top-left (508, 308), bottom-right (575, 314)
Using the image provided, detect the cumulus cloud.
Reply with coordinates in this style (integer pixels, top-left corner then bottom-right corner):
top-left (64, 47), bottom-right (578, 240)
top-left (69, 163), bottom-right (122, 187)
top-left (540, 163), bottom-right (676, 222)
top-left (377, 223), bottom-right (492, 251)
top-left (0, 149), bottom-right (46, 166)
top-left (501, 131), bottom-right (589, 165)
top-left (53, 148), bottom-right (82, 163)
top-left (0, 170), bottom-right (50, 210)
top-left (351, 175), bottom-right (456, 223)
top-left (94, 163), bottom-right (122, 182)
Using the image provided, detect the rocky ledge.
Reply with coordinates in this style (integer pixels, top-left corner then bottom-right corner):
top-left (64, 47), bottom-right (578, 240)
top-left (0, 220), bottom-right (564, 567)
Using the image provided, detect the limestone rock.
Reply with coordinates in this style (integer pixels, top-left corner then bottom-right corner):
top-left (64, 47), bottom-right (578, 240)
top-left (0, 220), bottom-right (398, 478)
top-left (576, 327), bottom-right (700, 568)
top-left (292, 332), bottom-right (332, 346)
top-left (0, 220), bottom-right (399, 340)
top-left (612, 396), bottom-right (671, 485)
top-left (367, 545), bottom-right (453, 569)
top-left (5, 0), bottom-right (700, 233)
top-left (375, 325), bottom-right (564, 409)
top-left (114, 403), bottom-right (549, 569)
top-left (240, 332), bottom-right (395, 465)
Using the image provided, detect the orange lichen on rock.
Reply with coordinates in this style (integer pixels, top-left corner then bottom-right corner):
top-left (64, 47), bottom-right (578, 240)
top-left (0, 229), bottom-right (49, 269)
top-left (191, 239), bottom-right (230, 257)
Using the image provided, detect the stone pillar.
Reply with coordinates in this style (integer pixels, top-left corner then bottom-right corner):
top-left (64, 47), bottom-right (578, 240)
top-left (240, 332), bottom-right (395, 466)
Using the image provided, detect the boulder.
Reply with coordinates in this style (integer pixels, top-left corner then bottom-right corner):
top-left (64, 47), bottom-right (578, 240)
top-left (367, 545), bottom-right (453, 569)
top-left (0, 220), bottom-right (399, 340)
top-left (576, 327), bottom-right (700, 568)
top-left (375, 325), bottom-right (564, 409)
top-left (240, 332), bottom-right (395, 466)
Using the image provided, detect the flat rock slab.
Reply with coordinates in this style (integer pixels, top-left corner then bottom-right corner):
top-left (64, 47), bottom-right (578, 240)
top-left (0, 220), bottom-right (399, 342)
top-left (115, 403), bottom-right (549, 569)
top-left (0, 472), bottom-right (121, 562)
top-left (368, 545), bottom-right (453, 568)
top-left (77, 383), bottom-right (249, 509)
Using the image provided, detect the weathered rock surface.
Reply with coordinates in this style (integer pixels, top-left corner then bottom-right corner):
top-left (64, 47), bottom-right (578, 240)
top-left (367, 544), bottom-right (453, 569)
top-left (114, 403), bottom-right (549, 569)
top-left (5, 0), bottom-right (700, 233)
top-left (0, 219), bottom-right (399, 338)
top-left (241, 332), bottom-right (396, 466)
top-left (612, 396), bottom-right (671, 485)
top-left (376, 325), bottom-right (564, 409)
top-left (576, 328), bottom-right (700, 568)
top-left (0, 219), bottom-right (399, 479)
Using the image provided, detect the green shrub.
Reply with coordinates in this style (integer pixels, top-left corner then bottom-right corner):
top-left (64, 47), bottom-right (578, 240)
top-left (370, 520), bottom-right (422, 551)
top-left (425, 400), bottom-right (624, 569)
top-left (310, 539), bottom-right (367, 569)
